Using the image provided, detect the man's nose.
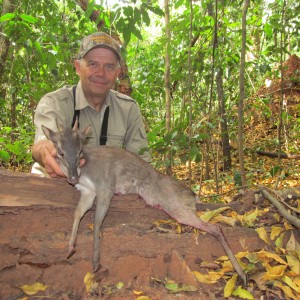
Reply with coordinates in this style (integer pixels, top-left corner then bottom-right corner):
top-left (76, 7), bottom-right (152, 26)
top-left (94, 65), bottom-right (105, 76)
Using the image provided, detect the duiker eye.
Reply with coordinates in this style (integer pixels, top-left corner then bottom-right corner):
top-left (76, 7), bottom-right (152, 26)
top-left (57, 149), bottom-right (64, 157)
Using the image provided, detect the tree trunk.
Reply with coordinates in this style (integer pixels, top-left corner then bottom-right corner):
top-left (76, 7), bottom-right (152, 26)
top-left (164, 0), bottom-right (172, 175)
top-left (187, 0), bottom-right (194, 187)
top-left (0, 0), bottom-right (15, 103)
top-left (207, 0), bottom-right (219, 193)
top-left (275, 0), bottom-right (286, 188)
top-left (216, 69), bottom-right (231, 171)
top-left (237, 0), bottom-right (250, 186)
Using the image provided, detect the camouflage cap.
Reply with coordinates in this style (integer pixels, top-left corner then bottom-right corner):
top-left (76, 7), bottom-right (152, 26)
top-left (78, 32), bottom-right (121, 60)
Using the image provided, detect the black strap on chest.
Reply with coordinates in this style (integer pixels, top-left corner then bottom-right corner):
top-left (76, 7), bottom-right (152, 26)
top-left (71, 85), bottom-right (110, 146)
top-left (72, 85), bottom-right (80, 128)
top-left (99, 106), bottom-right (109, 145)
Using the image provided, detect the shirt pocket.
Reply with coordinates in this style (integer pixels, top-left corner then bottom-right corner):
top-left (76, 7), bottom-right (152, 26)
top-left (107, 130), bottom-right (126, 147)
top-left (85, 132), bottom-right (98, 146)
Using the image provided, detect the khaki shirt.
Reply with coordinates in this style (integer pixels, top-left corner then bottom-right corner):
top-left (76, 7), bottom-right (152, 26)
top-left (32, 81), bottom-right (151, 176)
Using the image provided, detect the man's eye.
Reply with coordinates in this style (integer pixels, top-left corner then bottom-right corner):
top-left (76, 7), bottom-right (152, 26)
top-left (104, 64), bottom-right (115, 71)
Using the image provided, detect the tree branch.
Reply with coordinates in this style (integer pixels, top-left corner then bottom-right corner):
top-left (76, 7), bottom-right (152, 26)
top-left (260, 187), bottom-right (300, 229)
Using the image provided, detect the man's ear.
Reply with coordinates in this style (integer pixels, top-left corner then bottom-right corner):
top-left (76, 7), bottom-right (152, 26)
top-left (74, 59), bottom-right (81, 75)
top-left (116, 66), bottom-right (121, 78)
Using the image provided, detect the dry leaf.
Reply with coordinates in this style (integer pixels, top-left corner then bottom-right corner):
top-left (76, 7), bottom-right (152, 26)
top-left (199, 207), bottom-right (231, 222)
top-left (193, 270), bottom-right (224, 284)
top-left (256, 249), bottom-right (288, 265)
top-left (263, 265), bottom-right (287, 281)
top-left (284, 220), bottom-right (294, 230)
top-left (153, 219), bottom-right (177, 232)
top-left (239, 209), bottom-right (258, 227)
top-left (232, 286), bottom-right (254, 299)
top-left (176, 223), bottom-right (182, 233)
top-left (115, 281), bottom-right (124, 289)
top-left (255, 227), bottom-right (270, 244)
top-left (286, 231), bottom-right (300, 252)
top-left (224, 274), bottom-right (238, 297)
top-left (19, 282), bottom-right (49, 295)
top-left (282, 275), bottom-right (300, 293)
top-left (251, 272), bottom-right (267, 291)
top-left (213, 214), bottom-right (237, 227)
top-left (293, 276), bottom-right (300, 286)
top-left (133, 290), bottom-right (144, 295)
top-left (244, 251), bottom-right (258, 263)
top-left (199, 261), bottom-right (220, 270)
top-left (270, 226), bottom-right (284, 240)
top-left (273, 213), bottom-right (281, 222)
top-left (275, 232), bottom-right (285, 248)
top-left (219, 259), bottom-right (234, 273)
top-left (84, 272), bottom-right (96, 293)
top-left (274, 280), bottom-right (299, 300)
top-left (216, 255), bottom-right (229, 261)
top-left (286, 255), bottom-right (300, 275)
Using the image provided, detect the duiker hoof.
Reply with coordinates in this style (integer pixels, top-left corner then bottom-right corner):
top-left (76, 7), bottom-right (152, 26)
top-left (67, 248), bottom-right (76, 259)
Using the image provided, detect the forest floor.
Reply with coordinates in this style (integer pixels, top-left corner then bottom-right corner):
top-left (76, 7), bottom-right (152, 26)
top-left (2, 170), bottom-right (299, 300)
top-left (1, 55), bottom-right (300, 300)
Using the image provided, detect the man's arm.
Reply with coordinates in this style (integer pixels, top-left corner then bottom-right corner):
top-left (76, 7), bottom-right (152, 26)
top-left (31, 86), bottom-right (74, 177)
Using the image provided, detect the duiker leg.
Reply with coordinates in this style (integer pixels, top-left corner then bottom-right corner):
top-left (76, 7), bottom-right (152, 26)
top-left (93, 189), bottom-right (114, 272)
top-left (67, 184), bottom-right (96, 258)
top-left (167, 209), bottom-right (247, 285)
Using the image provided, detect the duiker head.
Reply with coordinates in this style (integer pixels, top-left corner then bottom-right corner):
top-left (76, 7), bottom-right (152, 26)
top-left (42, 119), bottom-right (90, 185)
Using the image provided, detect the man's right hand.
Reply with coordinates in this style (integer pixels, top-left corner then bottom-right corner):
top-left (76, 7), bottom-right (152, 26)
top-left (32, 140), bottom-right (66, 178)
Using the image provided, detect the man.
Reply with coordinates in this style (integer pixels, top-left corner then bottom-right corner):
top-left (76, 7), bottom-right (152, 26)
top-left (32, 32), bottom-right (151, 177)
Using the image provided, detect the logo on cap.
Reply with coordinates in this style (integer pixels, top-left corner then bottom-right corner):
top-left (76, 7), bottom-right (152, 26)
top-left (78, 32), bottom-right (121, 60)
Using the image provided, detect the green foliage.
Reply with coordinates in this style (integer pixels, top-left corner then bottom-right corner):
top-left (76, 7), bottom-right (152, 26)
top-left (269, 165), bottom-right (281, 177)
top-left (109, 1), bottom-right (164, 45)
top-left (147, 120), bottom-right (207, 168)
top-left (0, 0), bottom-right (98, 168)
top-left (0, 126), bottom-right (34, 171)
top-left (233, 170), bottom-right (243, 187)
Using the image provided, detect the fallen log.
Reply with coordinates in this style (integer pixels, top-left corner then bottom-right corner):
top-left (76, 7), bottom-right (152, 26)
top-left (0, 169), bottom-right (265, 299)
top-left (256, 150), bottom-right (300, 159)
top-left (260, 186), bottom-right (300, 229)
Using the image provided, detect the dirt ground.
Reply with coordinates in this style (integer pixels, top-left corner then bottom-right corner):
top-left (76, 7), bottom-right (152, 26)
top-left (0, 169), bottom-right (267, 300)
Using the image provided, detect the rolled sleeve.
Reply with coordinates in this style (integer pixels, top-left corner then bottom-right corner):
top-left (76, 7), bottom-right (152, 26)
top-left (33, 87), bottom-right (73, 143)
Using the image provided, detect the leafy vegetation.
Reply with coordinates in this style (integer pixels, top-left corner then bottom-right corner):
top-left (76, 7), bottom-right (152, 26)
top-left (1, 0), bottom-right (299, 182)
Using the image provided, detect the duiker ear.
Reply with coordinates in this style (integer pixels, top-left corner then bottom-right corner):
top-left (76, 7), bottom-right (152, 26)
top-left (41, 125), bottom-right (57, 142)
top-left (72, 117), bottom-right (79, 131)
top-left (80, 125), bottom-right (91, 142)
top-left (56, 118), bottom-right (65, 132)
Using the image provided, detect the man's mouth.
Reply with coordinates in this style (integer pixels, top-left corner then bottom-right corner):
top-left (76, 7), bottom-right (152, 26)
top-left (91, 77), bottom-right (108, 85)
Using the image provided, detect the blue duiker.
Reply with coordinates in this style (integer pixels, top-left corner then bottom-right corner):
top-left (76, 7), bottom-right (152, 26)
top-left (41, 120), bottom-right (247, 285)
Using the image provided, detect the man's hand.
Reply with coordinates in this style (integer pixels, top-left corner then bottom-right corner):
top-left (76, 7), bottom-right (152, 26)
top-left (32, 140), bottom-right (66, 178)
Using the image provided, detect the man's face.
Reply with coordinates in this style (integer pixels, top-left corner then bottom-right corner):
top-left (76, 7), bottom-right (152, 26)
top-left (75, 47), bottom-right (120, 101)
